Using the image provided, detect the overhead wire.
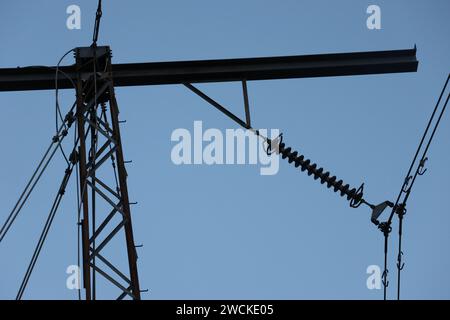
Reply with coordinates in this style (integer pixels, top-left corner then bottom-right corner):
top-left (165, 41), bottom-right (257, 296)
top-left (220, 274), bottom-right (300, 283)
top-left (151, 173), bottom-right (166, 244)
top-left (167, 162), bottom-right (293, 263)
top-left (74, 123), bottom-right (82, 301)
top-left (394, 76), bottom-right (450, 300)
top-left (14, 104), bottom-right (89, 298)
top-left (1, 51), bottom-right (93, 297)
top-left (91, 50), bottom-right (99, 299)
top-left (16, 155), bottom-right (77, 299)
top-left (55, 49), bottom-right (77, 165)
top-left (92, 0), bottom-right (103, 47)
top-left (0, 108), bottom-right (75, 243)
top-left (380, 73), bottom-right (450, 300)
top-left (0, 48), bottom-right (90, 243)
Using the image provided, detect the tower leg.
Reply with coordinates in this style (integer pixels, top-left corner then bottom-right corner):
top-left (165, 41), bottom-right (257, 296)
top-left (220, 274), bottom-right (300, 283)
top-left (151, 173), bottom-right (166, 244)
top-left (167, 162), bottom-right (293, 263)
top-left (75, 46), bottom-right (141, 300)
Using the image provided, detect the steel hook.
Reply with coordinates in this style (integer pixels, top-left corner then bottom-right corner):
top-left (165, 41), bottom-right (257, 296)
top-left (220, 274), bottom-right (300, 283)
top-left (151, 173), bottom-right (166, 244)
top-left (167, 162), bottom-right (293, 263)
top-left (418, 157), bottom-right (428, 175)
top-left (382, 269), bottom-right (389, 288)
top-left (402, 176), bottom-right (412, 193)
top-left (397, 251), bottom-right (405, 271)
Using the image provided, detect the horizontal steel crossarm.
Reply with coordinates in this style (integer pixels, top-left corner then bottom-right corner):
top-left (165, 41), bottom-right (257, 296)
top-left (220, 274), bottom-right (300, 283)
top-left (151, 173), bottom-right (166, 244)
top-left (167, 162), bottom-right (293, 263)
top-left (0, 47), bottom-right (418, 91)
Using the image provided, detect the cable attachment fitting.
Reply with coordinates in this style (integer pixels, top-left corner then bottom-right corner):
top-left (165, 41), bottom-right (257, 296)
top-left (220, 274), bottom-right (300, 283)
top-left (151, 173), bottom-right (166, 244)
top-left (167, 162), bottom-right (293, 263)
top-left (395, 203), bottom-right (407, 218)
top-left (65, 110), bottom-right (76, 128)
top-left (69, 150), bottom-right (79, 165)
top-left (92, 0), bottom-right (103, 46)
top-left (370, 201), bottom-right (394, 226)
top-left (263, 133), bottom-right (283, 156)
top-left (58, 166), bottom-right (74, 196)
top-left (350, 184), bottom-right (365, 208)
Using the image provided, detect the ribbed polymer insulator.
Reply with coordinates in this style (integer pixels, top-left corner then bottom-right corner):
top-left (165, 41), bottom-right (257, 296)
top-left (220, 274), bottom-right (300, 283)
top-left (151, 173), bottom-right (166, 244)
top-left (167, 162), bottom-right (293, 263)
top-left (276, 141), bottom-right (363, 203)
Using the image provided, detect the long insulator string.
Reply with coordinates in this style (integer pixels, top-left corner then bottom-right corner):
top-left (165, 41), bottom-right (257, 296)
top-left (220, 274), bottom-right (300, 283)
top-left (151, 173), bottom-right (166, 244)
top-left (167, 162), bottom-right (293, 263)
top-left (184, 83), bottom-right (369, 208)
top-left (273, 135), bottom-right (365, 206)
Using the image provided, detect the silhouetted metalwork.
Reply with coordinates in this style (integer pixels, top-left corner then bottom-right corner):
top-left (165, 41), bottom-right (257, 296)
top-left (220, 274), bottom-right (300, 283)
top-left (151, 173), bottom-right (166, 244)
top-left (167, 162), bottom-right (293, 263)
top-left (373, 74), bottom-right (450, 300)
top-left (92, 0), bottom-right (102, 46)
top-left (0, 48), bottom-right (418, 92)
top-left (74, 46), bottom-right (141, 300)
top-left (0, 2), bottom-right (427, 301)
top-left (275, 135), bottom-right (365, 206)
top-left (186, 84), bottom-right (377, 210)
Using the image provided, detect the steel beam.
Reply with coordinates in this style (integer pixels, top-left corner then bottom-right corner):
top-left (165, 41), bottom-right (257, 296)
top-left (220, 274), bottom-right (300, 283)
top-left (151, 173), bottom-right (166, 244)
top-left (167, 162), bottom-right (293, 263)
top-left (0, 47), bottom-right (418, 92)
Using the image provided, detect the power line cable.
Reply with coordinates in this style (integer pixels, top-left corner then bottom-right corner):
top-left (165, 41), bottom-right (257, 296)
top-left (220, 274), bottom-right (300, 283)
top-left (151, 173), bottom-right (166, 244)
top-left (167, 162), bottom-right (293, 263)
top-left (0, 109), bottom-right (75, 243)
top-left (16, 160), bottom-right (76, 299)
top-left (394, 76), bottom-right (450, 300)
top-left (92, 0), bottom-right (103, 46)
top-left (379, 73), bottom-right (450, 300)
top-left (21, 49), bottom-right (78, 167)
top-left (15, 118), bottom-right (83, 299)
top-left (55, 49), bottom-right (77, 165)
top-left (74, 124), bottom-right (82, 301)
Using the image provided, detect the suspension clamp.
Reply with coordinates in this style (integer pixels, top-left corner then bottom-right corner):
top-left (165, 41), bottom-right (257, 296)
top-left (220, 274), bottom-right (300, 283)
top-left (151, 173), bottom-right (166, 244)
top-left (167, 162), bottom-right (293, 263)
top-left (378, 221), bottom-right (392, 236)
top-left (65, 111), bottom-right (76, 127)
top-left (395, 203), bottom-right (407, 218)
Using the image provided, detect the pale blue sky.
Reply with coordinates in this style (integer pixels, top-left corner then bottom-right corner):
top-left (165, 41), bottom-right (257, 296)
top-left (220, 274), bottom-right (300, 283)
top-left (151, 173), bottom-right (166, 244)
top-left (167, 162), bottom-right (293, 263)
top-left (0, 0), bottom-right (449, 299)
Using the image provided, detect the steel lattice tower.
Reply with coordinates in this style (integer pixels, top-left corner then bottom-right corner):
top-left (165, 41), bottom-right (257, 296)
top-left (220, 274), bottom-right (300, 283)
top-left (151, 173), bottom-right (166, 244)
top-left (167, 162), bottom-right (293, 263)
top-left (74, 46), bottom-right (140, 300)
